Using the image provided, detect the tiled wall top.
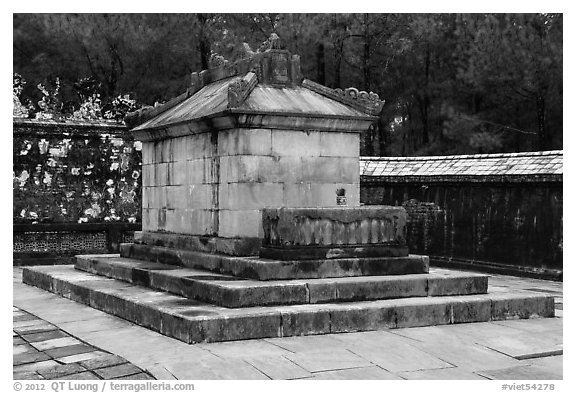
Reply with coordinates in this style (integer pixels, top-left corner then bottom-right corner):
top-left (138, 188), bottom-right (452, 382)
top-left (360, 150), bottom-right (562, 180)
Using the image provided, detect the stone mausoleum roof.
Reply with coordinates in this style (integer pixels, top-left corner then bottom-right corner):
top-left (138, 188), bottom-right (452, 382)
top-left (360, 150), bottom-right (563, 183)
top-left (127, 34), bottom-right (384, 138)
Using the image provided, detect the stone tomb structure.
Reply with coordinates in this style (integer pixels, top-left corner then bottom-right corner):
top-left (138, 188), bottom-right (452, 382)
top-left (23, 36), bottom-right (554, 344)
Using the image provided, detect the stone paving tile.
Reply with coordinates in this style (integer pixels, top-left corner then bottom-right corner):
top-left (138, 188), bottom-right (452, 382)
top-left (57, 351), bottom-right (108, 364)
top-left (307, 366), bottom-right (402, 380)
top-left (198, 339), bottom-right (292, 358)
top-left (264, 334), bottom-right (347, 353)
top-left (408, 340), bottom-right (527, 372)
top-left (527, 355), bottom-right (562, 373)
top-left (13, 370), bottom-right (45, 380)
top-left (14, 314), bottom-right (40, 322)
top-left (37, 363), bottom-right (87, 379)
top-left (14, 337), bottom-right (26, 345)
top-left (425, 320), bottom-right (523, 342)
top-left (93, 363), bottom-right (143, 379)
top-left (44, 343), bottom-right (96, 359)
top-left (399, 367), bottom-right (489, 380)
top-left (14, 343), bottom-right (39, 355)
top-left (13, 318), bottom-right (46, 327)
top-left (22, 330), bottom-right (70, 343)
top-left (79, 354), bottom-right (128, 370)
top-left (491, 317), bottom-right (563, 334)
top-left (477, 364), bottom-right (562, 380)
top-left (14, 352), bottom-right (51, 366)
top-left (244, 355), bottom-right (312, 380)
top-left (13, 360), bottom-right (60, 374)
top-left (284, 348), bottom-right (372, 373)
top-left (54, 371), bottom-right (100, 380)
top-left (162, 358), bottom-right (270, 380)
top-left (30, 337), bottom-right (83, 351)
top-left (347, 341), bottom-right (454, 373)
top-left (57, 316), bottom-right (134, 335)
top-left (476, 334), bottom-right (562, 360)
top-left (141, 364), bottom-right (177, 380)
top-left (14, 324), bottom-right (59, 335)
top-left (114, 372), bottom-right (155, 380)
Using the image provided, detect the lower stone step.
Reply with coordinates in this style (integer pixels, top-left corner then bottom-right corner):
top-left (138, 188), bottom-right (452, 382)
top-left (22, 265), bottom-right (554, 344)
top-left (119, 243), bottom-right (430, 280)
top-left (76, 254), bottom-right (488, 308)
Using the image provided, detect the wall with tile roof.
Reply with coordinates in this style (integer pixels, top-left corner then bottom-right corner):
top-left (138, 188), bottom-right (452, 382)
top-left (360, 150), bottom-right (562, 183)
top-left (360, 151), bottom-right (563, 278)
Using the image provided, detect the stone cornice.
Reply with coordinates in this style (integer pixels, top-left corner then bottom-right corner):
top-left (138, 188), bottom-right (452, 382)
top-left (301, 79), bottom-right (385, 116)
top-left (131, 109), bottom-right (375, 142)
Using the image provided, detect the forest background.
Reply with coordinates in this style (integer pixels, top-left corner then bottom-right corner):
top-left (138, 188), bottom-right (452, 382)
top-left (13, 13), bottom-right (563, 156)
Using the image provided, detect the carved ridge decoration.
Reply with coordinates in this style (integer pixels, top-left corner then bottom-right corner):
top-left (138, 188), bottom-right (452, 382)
top-left (302, 79), bottom-right (385, 117)
top-left (228, 72), bottom-right (258, 108)
top-left (334, 87), bottom-right (380, 103)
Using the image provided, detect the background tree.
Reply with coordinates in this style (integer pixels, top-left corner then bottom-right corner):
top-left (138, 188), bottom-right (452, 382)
top-left (13, 13), bottom-right (562, 155)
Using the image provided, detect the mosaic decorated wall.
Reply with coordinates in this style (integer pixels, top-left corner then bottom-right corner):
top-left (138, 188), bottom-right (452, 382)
top-left (13, 119), bottom-right (142, 225)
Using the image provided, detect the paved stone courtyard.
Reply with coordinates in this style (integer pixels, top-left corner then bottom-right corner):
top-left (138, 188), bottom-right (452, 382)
top-left (13, 267), bottom-right (562, 380)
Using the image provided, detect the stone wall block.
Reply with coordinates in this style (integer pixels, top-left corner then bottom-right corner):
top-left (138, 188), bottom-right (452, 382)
top-left (300, 156), bottom-right (360, 184)
top-left (319, 132), bottom-right (359, 157)
top-left (157, 208), bottom-right (167, 231)
top-left (186, 160), bottom-right (203, 185)
top-left (283, 183), bottom-right (314, 207)
top-left (147, 208), bottom-right (158, 231)
top-left (271, 130), bottom-right (321, 157)
top-left (172, 136), bottom-right (187, 162)
top-left (142, 208), bottom-right (150, 230)
top-left (189, 184), bottom-right (212, 210)
top-left (184, 133), bottom-right (213, 160)
top-left (156, 163), bottom-right (167, 186)
top-left (172, 161), bottom-right (187, 186)
top-left (153, 140), bottom-right (163, 163)
top-left (166, 186), bottom-right (188, 209)
top-left (142, 187), bottom-right (149, 209)
top-left (220, 183), bottom-right (284, 210)
top-left (142, 142), bottom-right (154, 165)
top-left (162, 138), bottom-right (173, 162)
top-left (219, 129), bottom-right (273, 156)
top-left (340, 157), bottom-right (361, 184)
top-left (203, 158), bottom-right (217, 184)
top-left (157, 187), bottom-right (166, 208)
top-left (218, 210), bottom-right (262, 238)
top-left (188, 209), bottom-right (215, 235)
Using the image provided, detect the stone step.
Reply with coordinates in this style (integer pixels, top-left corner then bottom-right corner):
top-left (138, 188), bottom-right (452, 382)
top-left (119, 243), bottom-right (429, 280)
top-left (75, 254), bottom-right (488, 308)
top-left (22, 265), bottom-right (554, 344)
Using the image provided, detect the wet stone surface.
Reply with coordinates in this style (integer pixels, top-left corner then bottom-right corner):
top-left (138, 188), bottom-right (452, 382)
top-left (13, 308), bottom-right (155, 380)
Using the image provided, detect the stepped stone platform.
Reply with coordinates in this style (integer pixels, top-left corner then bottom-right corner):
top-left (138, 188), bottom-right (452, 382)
top-left (74, 255), bottom-right (487, 307)
top-left (22, 256), bottom-right (554, 344)
top-left (120, 242), bottom-right (429, 281)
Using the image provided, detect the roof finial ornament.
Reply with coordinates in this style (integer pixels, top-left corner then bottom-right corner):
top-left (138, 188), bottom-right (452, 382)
top-left (208, 50), bottom-right (228, 69)
top-left (258, 33), bottom-right (283, 52)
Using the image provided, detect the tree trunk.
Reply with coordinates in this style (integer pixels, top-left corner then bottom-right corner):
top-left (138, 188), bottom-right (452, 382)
top-left (316, 42), bottom-right (325, 85)
top-left (421, 44), bottom-right (431, 146)
top-left (333, 40), bottom-right (343, 88)
top-left (197, 14), bottom-right (211, 70)
top-left (536, 93), bottom-right (547, 150)
top-left (363, 14), bottom-right (371, 91)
